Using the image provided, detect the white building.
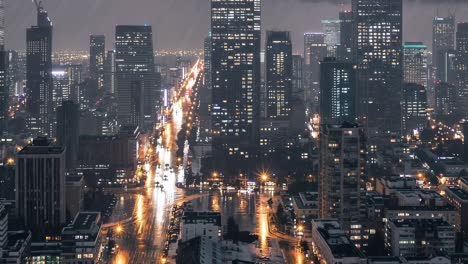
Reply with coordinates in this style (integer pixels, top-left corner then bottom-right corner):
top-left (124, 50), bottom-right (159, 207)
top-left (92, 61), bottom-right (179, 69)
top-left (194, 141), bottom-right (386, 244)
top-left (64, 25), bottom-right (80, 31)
top-left (385, 219), bottom-right (455, 257)
top-left (181, 212), bottom-right (221, 242)
top-left (311, 219), bottom-right (366, 264)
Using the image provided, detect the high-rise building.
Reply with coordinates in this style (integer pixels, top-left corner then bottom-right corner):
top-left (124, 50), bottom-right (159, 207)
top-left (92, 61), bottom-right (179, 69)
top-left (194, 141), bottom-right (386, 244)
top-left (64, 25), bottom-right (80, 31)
top-left (435, 81), bottom-right (457, 116)
top-left (403, 42), bottom-right (428, 88)
top-left (319, 123), bottom-right (366, 230)
top-left (433, 16), bottom-right (455, 81)
top-left (210, 0), bottom-right (261, 164)
top-left (104, 50), bottom-right (116, 94)
top-left (26, 2), bottom-right (53, 135)
top-left (56, 101), bottom-right (80, 171)
top-left (337, 11), bottom-right (354, 62)
top-left (115, 25), bottom-right (157, 127)
top-left (0, 0), bottom-right (5, 136)
top-left (0, 50), bottom-right (6, 136)
top-left (291, 55), bottom-right (303, 102)
top-left (199, 34), bottom-right (212, 143)
top-left (319, 57), bottom-right (356, 124)
top-left (52, 65), bottom-right (82, 111)
top-left (16, 137), bottom-right (66, 237)
top-left (401, 83), bottom-right (427, 134)
top-left (456, 22), bottom-right (468, 118)
top-left (89, 35), bottom-right (105, 94)
top-left (304, 33), bottom-right (327, 111)
top-left (322, 20), bottom-right (340, 57)
top-left (353, 0), bottom-right (403, 134)
top-left (265, 31), bottom-right (292, 120)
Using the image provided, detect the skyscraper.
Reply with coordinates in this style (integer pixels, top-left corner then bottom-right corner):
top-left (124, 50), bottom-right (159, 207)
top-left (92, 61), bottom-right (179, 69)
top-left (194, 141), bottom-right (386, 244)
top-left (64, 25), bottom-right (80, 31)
top-left (115, 25), bottom-right (156, 127)
top-left (433, 16), bottom-right (455, 81)
top-left (319, 123), bottom-right (366, 230)
top-left (0, 0), bottom-right (6, 136)
top-left (16, 137), bottom-right (66, 237)
top-left (104, 50), bottom-right (116, 94)
top-left (304, 33), bottom-right (327, 111)
top-left (401, 83), bottom-right (428, 134)
top-left (291, 55), bottom-right (303, 102)
top-left (456, 22), bottom-right (468, 118)
top-left (338, 11), bottom-right (354, 62)
top-left (319, 57), bottom-right (357, 124)
top-left (435, 81), bottom-right (457, 117)
top-left (89, 35), bottom-right (105, 94)
top-left (26, 1), bottom-right (53, 135)
top-left (56, 101), bottom-right (80, 170)
top-left (211, 0), bottom-right (261, 164)
top-left (322, 20), bottom-right (340, 57)
top-left (265, 31), bottom-right (292, 120)
top-left (353, 0), bottom-right (403, 134)
top-left (403, 42), bottom-right (428, 87)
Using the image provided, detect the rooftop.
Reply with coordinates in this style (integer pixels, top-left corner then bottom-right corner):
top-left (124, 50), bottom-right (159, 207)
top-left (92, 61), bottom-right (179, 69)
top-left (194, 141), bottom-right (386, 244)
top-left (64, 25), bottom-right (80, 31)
top-left (18, 137), bottom-right (64, 155)
top-left (183, 211), bottom-right (221, 226)
top-left (72, 212), bottom-right (101, 230)
top-left (446, 187), bottom-right (468, 201)
top-left (313, 219), bottom-right (365, 259)
top-left (390, 218), bottom-right (452, 228)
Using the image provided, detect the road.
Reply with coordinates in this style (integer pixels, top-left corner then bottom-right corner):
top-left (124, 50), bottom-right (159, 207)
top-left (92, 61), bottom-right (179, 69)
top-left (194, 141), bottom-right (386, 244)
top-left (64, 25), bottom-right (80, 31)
top-left (108, 60), bottom-right (204, 264)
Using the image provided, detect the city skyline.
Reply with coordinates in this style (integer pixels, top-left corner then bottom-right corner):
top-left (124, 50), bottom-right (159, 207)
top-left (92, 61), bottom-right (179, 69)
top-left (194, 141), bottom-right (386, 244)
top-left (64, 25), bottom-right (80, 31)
top-left (5, 0), bottom-right (468, 51)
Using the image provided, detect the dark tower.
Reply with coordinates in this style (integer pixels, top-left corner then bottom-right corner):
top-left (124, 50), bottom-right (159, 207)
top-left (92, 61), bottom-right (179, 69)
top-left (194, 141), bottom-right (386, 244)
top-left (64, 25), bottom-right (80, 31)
top-left (26, 0), bottom-right (53, 135)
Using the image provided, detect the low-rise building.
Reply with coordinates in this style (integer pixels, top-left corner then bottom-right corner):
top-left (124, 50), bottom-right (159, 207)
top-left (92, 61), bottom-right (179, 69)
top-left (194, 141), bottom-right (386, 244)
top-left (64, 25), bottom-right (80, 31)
top-left (376, 175), bottom-right (418, 196)
top-left (385, 189), bottom-right (457, 226)
top-left (311, 219), bottom-right (366, 264)
top-left (443, 186), bottom-right (468, 232)
top-left (181, 212), bottom-right (221, 242)
top-left (61, 212), bottom-right (103, 263)
top-left (292, 192), bottom-right (319, 220)
top-left (385, 219), bottom-right (455, 257)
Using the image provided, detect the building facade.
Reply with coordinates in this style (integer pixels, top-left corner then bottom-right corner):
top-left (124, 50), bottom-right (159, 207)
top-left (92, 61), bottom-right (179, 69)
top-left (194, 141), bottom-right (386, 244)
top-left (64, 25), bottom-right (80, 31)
top-left (353, 0), bottom-right (403, 134)
top-left (210, 0), bottom-right (261, 166)
top-left (16, 137), bottom-right (66, 237)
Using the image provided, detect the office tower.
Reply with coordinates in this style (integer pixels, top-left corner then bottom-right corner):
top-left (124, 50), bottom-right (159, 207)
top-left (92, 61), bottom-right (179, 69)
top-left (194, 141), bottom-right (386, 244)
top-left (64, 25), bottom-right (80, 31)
top-left (304, 33), bottom-right (327, 111)
top-left (433, 16), bottom-right (455, 81)
top-left (0, 205), bottom-right (6, 248)
top-left (435, 81), bottom-right (457, 116)
top-left (304, 33), bottom-right (325, 66)
top-left (319, 57), bottom-right (357, 124)
top-left (89, 35), bottom-right (105, 96)
top-left (292, 55), bottom-right (303, 101)
top-left (322, 20), bottom-right (340, 57)
top-left (104, 50), bottom-right (116, 94)
top-left (26, 2), bottom-right (53, 135)
top-left (0, 0), bottom-right (4, 49)
top-left (0, 50), bottom-right (5, 136)
top-left (52, 65), bottom-right (70, 110)
top-left (403, 42), bottom-right (428, 87)
top-left (52, 65), bottom-right (82, 110)
top-left (338, 11), bottom-right (354, 62)
top-left (456, 23), bottom-right (468, 118)
top-left (16, 137), bottom-right (66, 237)
top-left (56, 101), bottom-right (79, 170)
top-left (67, 64), bottom-right (82, 104)
top-left (265, 31), bottom-right (292, 120)
top-left (319, 123), bottom-right (366, 230)
top-left (401, 83), bottom-right (427, 134)
top-left (115, 25), bottom-right (156, 127)
top-left (199, 34), bottom-right (213, 142)
top-left (211, 0), bottom-right (261, 163)
top-left (0, 0), bottom-right (5, 135)
top-left (353, 0), bottom-right (403, 134)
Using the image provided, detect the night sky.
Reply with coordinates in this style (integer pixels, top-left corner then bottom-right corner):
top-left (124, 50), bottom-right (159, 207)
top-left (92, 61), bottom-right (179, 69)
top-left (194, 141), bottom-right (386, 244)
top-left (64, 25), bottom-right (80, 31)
top-left (6, 0), bottom-right (468, 52)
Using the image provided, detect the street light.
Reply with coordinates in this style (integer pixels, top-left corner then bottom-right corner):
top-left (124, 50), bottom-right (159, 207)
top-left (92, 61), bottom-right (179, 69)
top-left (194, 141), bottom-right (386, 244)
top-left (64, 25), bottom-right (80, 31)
top-left (261, 173), bottom-right (268, 182)
top-left (116, 225), bottom-right (123, 234)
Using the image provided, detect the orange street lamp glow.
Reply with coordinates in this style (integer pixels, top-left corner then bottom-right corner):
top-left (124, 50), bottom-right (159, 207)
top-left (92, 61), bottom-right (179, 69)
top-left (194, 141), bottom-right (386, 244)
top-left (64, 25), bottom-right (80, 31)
top-left (116, 225), bottom-right (123, 234)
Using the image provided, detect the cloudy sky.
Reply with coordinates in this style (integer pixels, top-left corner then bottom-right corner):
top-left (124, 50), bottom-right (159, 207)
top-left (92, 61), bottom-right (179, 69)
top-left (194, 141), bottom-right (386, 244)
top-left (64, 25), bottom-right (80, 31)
top-left (5, 0), bottom-right (468, 52)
